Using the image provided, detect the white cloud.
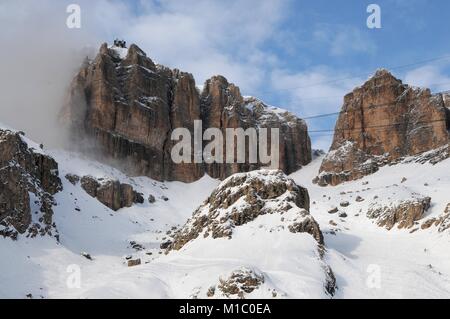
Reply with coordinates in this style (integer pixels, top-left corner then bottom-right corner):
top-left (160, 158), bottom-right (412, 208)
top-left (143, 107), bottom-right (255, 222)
top-left (313, 25), bottom-right (377, 56)
top-left (111, 0), bottom-right (289, 93)
top-left (403, 65), bottom-right (450, 92)
top-left (0, 0), bottom-right (290, 145)
top-left (271, 67), bottom-right (362, 116)
top-left (270, 67), bottom-right (364, 150)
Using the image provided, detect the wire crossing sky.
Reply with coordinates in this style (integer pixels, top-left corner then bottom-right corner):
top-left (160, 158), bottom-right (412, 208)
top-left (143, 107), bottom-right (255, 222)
top-left (0, 0), bottom-right (449, 150)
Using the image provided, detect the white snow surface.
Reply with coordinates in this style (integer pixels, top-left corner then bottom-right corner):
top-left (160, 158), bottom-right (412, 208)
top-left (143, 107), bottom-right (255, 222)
top-left (290, 156), bottom-right (450, 298)
top-left (109, 45), bottom-right (128, 60)
top-left (0, 138), bottom-right (449, 298)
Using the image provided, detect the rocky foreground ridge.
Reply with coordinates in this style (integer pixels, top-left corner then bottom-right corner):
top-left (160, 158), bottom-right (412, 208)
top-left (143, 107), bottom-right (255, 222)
top-left (165, 170), bottom-right (322, 251)
top-left (60, 43), bottom-right (311, 182)
top-left (163, 170), bottom-right (336, 297)
top-left (0, 129), bottom-right (62, 240)
top-left (315, 70), bottom-right (450, 186)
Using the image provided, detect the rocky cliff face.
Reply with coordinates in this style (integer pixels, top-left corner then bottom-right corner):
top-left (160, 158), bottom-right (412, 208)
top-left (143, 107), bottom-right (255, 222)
top-left (61, 43), bottom-right (311, 182)
top-left (0, 129), bottom-right (62, 240)
top-left (315, 70), bottom-right (450, 186)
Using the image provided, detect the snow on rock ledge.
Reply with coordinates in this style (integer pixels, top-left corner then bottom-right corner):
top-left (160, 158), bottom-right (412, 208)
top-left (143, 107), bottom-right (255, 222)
top-left (165, 170), bottom-right (323, 251)
top-left (164, 169), bottom-right (336, 297)
top-left (367, 196), bottom-right (431, 230)
top-left (0, 129), bottom-right (62, 240)
top-left (315, 69), bottom-right (450, 186)
top-left (421, 203), bottom-right (450, 232)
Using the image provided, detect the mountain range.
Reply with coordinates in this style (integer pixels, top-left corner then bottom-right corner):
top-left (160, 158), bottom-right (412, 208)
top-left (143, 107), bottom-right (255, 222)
top-left (0, 42), bottom-right (449, 299)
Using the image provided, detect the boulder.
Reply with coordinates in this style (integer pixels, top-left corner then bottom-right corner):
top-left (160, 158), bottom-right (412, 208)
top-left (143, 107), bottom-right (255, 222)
top-left (80, 176), bottom-right (143, 211)
top-left (127, 259), bottom-right (141, 267)
top-left (148, 194), bottom-right (156, 203)
top-left (65, 174), bottom-right (80, 185)
top-left (367, 196), bottom-right (431, 230)
top-left (217, 267), bottom-right (265, 299)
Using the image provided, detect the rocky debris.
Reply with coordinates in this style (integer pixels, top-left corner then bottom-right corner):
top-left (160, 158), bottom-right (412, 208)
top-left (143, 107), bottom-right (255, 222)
top-left (206, 286), bottom-right (216, 298)
top-left (401, 177), bottom-right (407, 183)
top-left (148, 194), bottom-right (156, 203)
top-left (60, 43), bottom-right (311, 183)
top-left (65, 174), bottom-right (80, 185)
top-left (161, 196), bottom-right (169, 202)
top-left (129, 241), bottom-right (145, 251)
top-left (81, 252), bottom-right (92, 260)
top-left (315, 70), bottom-right (450, 186)
top-left (338, 212), bottom-right (348, 218)
top-left (0, 129), bottom-right (62, 240)
top-left (79, 176), bottom-right (143, 211)
top-left (127, 258), bottom-right (141, 267)
top-left (355, 196), bottom-right (365, 202)
top-left (340, 201), bottom-right (350, 207)
top-left (367, 196), bottom-right (431, 230)
top-left (421, 203), bottom-right (450, 232)
top-left (160, 240), bottom-right (172, 250)
top-left (217, 267), bottom-right (265, 299)
top-left (133, 192), bottom-right (145, 204)
top-left (323, 265), bottom-right (337, 296)
top-left (165, 170), bottom-right (324, 252)
top-left (328, 207), bottom-right (339, 214)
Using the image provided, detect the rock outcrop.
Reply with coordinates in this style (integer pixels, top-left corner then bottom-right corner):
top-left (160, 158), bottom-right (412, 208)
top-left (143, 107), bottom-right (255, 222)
top-left (60, 43), bottom-right (311, 182)
top-left (315, 70), bottom-right (450, 186)
top-left (0, 129), bottom-right (62, 239)
top-left (421, 203), bottom-right (450, 232)
top-left (163, 169), bottom-right (336, 297)
top-left (66, 174), bottom-right (143, 211)
top-left (367, 196), bottom-right (431, 230)
top-left (216, 267), bottom-right (265, 299)
top-left (165, 170), bottom-right (322, 252)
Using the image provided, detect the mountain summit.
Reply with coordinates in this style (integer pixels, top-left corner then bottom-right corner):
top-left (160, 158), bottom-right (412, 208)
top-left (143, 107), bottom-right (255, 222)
top-left (60, 42), bottom-right (311, 182)
top-left (314, 69), bottom-right (450, 186)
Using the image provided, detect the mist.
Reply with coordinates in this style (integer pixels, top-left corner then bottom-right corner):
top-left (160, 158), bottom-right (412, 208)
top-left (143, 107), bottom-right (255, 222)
top-left (0, 1), bottom-right (104, 147)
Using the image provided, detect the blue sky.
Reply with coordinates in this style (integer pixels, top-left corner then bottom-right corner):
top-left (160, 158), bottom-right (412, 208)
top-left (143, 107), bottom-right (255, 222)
top-left (1, 0), bottom-right (450, 149)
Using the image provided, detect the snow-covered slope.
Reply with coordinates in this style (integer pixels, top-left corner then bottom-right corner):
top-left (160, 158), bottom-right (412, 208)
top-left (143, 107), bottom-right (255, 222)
top-left (0, 132), bottom-right (449, 298)
top-left (290, 155), bottom-right (450, 298)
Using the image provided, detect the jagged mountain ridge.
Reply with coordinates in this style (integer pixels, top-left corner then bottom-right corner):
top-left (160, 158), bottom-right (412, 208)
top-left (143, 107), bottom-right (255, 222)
top-left (60, 43), bottom-right (311, 183)
top-left (315, 69), bottom-right (450, 186)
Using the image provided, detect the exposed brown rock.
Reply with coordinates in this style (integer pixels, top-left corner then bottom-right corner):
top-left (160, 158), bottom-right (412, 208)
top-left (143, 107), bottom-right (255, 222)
top-left (367, 196), bottom-right (431, 230)
top-left (61, 43), bottom-right (311, 182)
top-left (421, 203), bottom-right (450, 232)
top-left (315, 70), bottom-right (450, 186)
top-left (0, 129), bottom-right (62, 239)
top-left (217, 267), bottom-right (265, 299)
top-left (65, 174), bottom-right (80, 185)
top-left (201, 77), bottom-right (311, 179)
top-left (80, 176), bottom-right (142, 211)
top-left (127, 258), bottom-right (141, 267)
top-left (165, 170), bottom-right (323, 252)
